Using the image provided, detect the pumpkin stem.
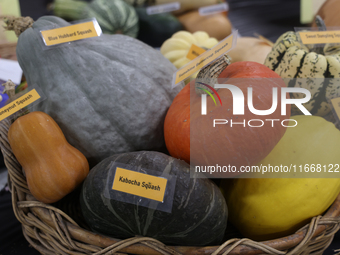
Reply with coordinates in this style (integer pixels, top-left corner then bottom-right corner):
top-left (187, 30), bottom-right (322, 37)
top-left (2, 80), bottom-right (16, 99)
top-left (195, 54), bottom-right (231, 95)
top-left (2, 16), bottom-right (34, 37)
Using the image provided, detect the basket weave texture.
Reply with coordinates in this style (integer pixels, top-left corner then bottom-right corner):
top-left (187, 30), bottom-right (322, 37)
top-left (1, 115), bottom-right (340, 255)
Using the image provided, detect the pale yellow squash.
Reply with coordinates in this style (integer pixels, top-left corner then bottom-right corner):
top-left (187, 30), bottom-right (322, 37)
top-left (221, 115), bottom-right (340, 241)
top-left (160, 30), bottom-right (218, 69)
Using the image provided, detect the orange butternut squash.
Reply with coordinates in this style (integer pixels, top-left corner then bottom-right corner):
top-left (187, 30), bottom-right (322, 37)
top-left (8, 111), bottom-right (89, 203)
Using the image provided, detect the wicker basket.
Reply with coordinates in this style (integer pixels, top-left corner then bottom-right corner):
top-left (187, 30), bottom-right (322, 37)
top-left (1, 115), bottom-right (340, 255)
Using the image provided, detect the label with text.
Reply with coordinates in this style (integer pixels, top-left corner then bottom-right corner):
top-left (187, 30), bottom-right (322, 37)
top-left (186, 44), bottom-right (206, 60)
top-left (112, 167), bottom-right (168, 202)
top-left (298, 30), bottom-right (340, 44)
top-left (41, 20), bottom-right (101, 46)
top-left (146, 2), bottom-right (180, 15)
top-left (172, 30), bottom-right (237, 87)
top-left (199, 3), bottom-right (229, 16)
top-left (0, 89), bottom-right (40, 121)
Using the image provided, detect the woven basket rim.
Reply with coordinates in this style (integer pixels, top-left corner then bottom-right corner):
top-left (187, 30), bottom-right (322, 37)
top-left (1, 115), bottom-right (340, 255)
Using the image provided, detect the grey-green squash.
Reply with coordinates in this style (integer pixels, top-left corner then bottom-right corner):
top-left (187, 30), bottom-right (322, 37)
top-left (80, 151), bottom-right (228, 246)
top-left (13, 16), bottom-right (182, 167)
top-left (264, 31), bottom-right (340, 116)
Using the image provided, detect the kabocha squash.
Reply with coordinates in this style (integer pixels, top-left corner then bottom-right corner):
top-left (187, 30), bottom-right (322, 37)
top-left (222, 115), bottom-right (340, 241)
top-left (160, 31), bottom-right (218, 69)
top-left (264, 30), bottom-right (340, 116)
top-left (9, 16), bottom-right (182, 167)
top-left (8, 111), bottom-right (89, 204)
top-left (80, 151), bottom-right (228, 246)
top-left (164, 61), bottom-right (290, 177)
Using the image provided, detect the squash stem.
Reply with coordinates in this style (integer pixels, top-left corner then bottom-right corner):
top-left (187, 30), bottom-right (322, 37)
top-left (2, 16), bottom-right (34, 37)
top-left (2, 80), bottom-right (16, 99)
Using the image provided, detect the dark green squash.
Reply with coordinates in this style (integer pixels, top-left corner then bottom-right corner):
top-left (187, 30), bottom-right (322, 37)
top-left (14, 16), bottom-right (182, 167)
top-left (80, 151), bottom-right (228, 246)
top-left (135, 7), bottom-right (183, 48)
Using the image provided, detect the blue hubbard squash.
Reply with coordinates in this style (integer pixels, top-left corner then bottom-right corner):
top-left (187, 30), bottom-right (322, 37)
top-left (80, 151), bottom-right (228, 246)
top-left (9, 15), bottom-right (182, 167)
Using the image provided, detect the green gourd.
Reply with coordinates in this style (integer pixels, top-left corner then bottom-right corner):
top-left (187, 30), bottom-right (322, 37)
top-left (80, 151), bottom-right (228, 246)
top-left (12, 16), bottom-right (182, 166)
top-left (83, 0), bottom-right (139, 37)
top-left (53, 0), bottom-right (139, 37)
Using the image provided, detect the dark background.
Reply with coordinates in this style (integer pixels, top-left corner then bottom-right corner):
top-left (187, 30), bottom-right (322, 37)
top-left (1, 0), bottom-right (339, 254)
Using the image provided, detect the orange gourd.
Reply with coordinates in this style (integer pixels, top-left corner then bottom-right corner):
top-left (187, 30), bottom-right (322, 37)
top-left (164, 61), bottom-right (290, 177)
top-left (8, 111), bottom-right (89, 203)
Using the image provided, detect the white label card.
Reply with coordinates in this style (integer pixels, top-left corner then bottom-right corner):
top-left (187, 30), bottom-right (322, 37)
top-left (199, 3), bottom-right (229, 16)
top-left (0, 59), bottom-right (23, 85)
top-left (146, 2), bottom-right (181, 15)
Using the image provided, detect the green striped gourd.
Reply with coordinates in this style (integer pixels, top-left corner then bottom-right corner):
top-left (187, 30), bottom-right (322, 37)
top-left (264, 31), bottom-right (340, 116)
top-left (83, 0), bottom-right (139, 37)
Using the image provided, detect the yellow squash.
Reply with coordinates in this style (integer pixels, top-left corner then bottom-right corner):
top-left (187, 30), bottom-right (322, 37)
top-left (221, 115), bottom-right (340, 241)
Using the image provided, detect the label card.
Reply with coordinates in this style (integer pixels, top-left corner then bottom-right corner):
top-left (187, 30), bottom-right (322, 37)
top-left (104, 162), bottom-right (177, 213)
top-left (40, 19), bottom-right (102, 46)
top-left (298, 30), bottom-right (340, 45)
top-left (0, 59), bottom-right (22, 85)
top-left (172, 30), bottom-right (237, 88)
top-left (199, 3), bottom-right (229, 16)
top-left (186, 44), bottom-right (206, 60)
top-left (0, 89), bottom-right (40, 121)
top-left (146, 2), bottom-right (180, 15)
top-left (112, 167), bottom-right (167, 202)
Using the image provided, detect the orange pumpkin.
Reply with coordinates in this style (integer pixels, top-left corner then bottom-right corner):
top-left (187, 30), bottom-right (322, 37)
top-left (8, 111), bottom-right (89, 203)
top-left (164, 61), bottom-right (290, 177)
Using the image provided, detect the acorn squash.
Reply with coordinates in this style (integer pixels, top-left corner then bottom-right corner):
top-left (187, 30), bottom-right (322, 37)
top-left (53, 0), bottom-right (139, 37)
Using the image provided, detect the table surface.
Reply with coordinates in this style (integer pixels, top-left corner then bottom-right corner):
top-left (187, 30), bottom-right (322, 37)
top-left (1, 0), bottom-right (339, 254)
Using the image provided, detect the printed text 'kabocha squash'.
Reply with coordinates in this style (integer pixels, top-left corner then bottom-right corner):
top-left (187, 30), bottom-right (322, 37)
top-left (5, 16), bottom-right (183, 167)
